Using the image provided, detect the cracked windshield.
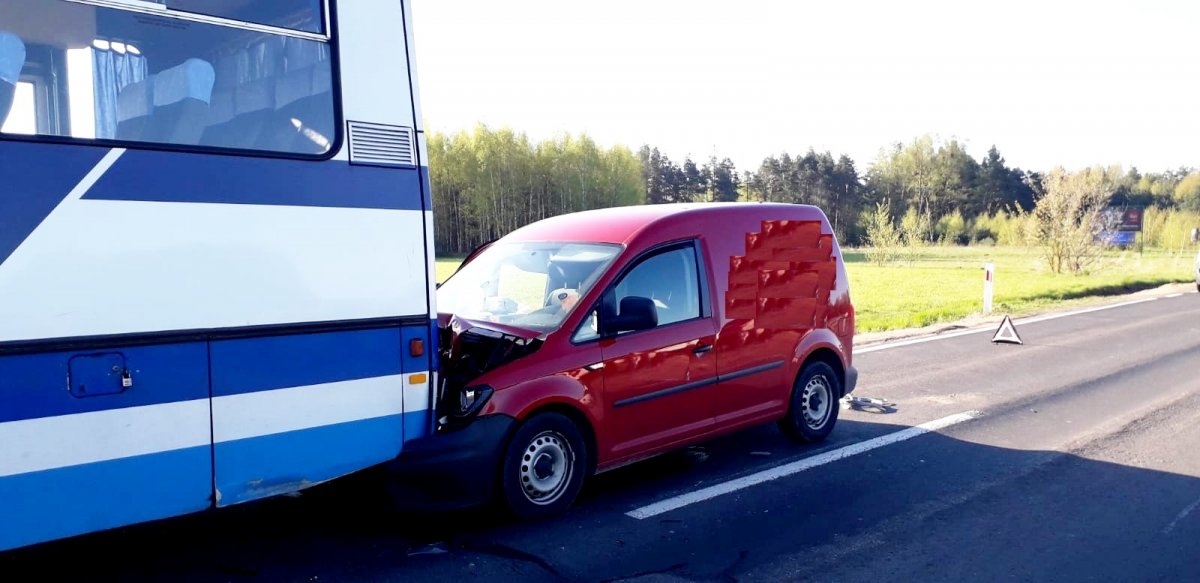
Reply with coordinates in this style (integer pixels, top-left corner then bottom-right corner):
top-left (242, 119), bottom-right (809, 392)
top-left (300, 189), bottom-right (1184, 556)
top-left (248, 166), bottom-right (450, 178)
top-left (437, 242), bottom-right (620, 331)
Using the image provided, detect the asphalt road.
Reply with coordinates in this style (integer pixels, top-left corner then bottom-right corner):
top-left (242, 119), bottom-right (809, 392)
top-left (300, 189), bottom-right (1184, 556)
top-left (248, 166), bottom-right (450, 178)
top-left (5, 292), bottom-right (1200, 582)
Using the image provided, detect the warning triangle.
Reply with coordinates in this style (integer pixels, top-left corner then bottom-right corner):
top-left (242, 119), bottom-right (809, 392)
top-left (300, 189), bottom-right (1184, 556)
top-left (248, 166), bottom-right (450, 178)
top-left (991, 315), bottom-right (1023, 345)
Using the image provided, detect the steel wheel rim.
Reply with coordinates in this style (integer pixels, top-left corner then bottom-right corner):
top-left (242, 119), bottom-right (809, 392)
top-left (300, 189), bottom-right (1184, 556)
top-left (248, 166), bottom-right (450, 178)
top-left (801, 375), bottom-right (832, 430)
top-left (519, 430), bottom-right (574, 505)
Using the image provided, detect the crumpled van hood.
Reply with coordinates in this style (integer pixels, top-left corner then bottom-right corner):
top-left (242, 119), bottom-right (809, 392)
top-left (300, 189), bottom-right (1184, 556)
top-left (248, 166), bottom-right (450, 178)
top-left (436, 314), bottom-right (544, 411)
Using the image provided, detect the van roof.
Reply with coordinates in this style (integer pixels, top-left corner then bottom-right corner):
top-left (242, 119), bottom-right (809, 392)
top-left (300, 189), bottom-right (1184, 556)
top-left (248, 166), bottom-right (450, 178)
top-left (503, 202), bottom-right (826, 245)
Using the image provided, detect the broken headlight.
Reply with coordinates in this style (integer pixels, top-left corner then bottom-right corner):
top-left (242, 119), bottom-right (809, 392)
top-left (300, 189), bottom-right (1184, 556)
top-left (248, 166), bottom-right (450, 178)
top-left (438, 383), bottom-right (494, 430)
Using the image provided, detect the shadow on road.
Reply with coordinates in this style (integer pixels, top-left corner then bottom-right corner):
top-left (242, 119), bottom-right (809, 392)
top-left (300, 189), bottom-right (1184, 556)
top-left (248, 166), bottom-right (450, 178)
top-left (2, 417), bottom-right (1198, 582)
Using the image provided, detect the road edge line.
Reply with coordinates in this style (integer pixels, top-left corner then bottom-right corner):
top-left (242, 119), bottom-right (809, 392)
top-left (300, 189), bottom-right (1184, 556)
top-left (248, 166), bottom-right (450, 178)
top-left (857, 296), bottom-right (1162, 354)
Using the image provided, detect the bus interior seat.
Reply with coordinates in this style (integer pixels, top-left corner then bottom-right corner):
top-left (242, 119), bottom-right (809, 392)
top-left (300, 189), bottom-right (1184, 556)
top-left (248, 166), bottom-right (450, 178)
top-left (200, 53), bottom-right (237, 145)
top-left (0, 32), bottom-right (26, 127)
top-left (147, 58), bottom-right (214, 144)
top-left (257, 39), bottom-right (333, 154)
top-left (201, 43), bottom-right (282, 149)
top-left (115, 77), bottom-right (154, 141)
top-left (230, 75), bottom-right (276, 146)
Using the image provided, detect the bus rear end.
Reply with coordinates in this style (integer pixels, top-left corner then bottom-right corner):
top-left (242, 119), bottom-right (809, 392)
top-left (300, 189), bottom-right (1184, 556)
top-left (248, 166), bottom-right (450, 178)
top-left (0, 0), bottom-right (436, 551)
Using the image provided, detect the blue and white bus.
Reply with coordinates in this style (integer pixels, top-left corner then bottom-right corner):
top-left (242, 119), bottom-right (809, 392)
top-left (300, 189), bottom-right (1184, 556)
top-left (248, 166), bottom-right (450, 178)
top-left (0, 0), bottom-right (436, 551)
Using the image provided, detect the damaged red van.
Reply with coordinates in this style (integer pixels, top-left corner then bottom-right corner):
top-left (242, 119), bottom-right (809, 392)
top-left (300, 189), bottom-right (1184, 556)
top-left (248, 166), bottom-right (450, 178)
top-left (392, 203), bottom-right (856, 518)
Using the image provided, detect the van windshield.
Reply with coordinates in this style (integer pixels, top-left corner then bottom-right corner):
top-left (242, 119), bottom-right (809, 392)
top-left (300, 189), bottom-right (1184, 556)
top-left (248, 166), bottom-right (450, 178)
top-left (438, 242), bottom-right (622, 332)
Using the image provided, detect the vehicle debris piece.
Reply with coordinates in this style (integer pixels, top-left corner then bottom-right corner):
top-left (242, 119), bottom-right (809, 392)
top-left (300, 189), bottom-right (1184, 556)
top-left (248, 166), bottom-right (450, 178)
top-left (841, 395), bottom-right (896, 413)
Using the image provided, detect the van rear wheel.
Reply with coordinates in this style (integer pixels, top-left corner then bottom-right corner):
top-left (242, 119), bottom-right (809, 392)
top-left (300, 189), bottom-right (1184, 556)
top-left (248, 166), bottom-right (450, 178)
top-left (779, 361), bottom-right (841, 442)
top-left (499, 412), bottom-right (588, 520)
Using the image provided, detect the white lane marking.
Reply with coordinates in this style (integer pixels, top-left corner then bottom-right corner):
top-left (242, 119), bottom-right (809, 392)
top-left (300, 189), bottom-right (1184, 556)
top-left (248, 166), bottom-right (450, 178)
top-left (1164, 293), bottom-right (1184, 299)
top-left (1163, 494), bottom-right (1200, 535)
top-left (857, 297), bottom-right (1161, 354)
top-left (857, 326), bottom-right (996, 354)
top-left (626, 410), bottom-right (983, 519)
top-left (1017, 296), bottom-right (1162, 326)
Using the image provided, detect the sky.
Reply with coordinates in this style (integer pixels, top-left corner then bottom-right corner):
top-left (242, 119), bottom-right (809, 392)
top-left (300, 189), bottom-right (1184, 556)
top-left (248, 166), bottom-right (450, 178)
top-left (411, 0), bottom-right (1200, 174)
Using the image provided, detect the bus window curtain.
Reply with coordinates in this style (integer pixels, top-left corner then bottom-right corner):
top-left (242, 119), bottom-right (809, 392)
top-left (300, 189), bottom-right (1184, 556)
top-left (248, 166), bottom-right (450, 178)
top-left (93, 45), bottom-right (148, 139)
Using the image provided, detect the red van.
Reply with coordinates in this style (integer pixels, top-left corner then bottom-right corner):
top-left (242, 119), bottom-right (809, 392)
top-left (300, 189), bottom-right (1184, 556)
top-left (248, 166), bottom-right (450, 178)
top-left (393, 203), bottom-right (856, 518)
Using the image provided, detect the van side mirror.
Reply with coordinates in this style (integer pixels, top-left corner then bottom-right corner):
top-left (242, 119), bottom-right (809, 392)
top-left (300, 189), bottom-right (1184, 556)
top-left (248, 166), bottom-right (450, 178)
top-left (602, 296), bottom-right (658, 336)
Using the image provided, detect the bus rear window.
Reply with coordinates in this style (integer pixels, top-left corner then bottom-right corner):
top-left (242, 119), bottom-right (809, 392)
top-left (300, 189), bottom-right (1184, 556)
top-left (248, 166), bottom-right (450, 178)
top-left (0, 0), bottom-right (336, 157)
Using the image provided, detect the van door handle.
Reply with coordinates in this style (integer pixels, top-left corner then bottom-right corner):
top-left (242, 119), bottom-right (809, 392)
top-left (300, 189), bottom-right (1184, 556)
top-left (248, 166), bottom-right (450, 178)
top-left (693, 344), bottom-right (713, 355)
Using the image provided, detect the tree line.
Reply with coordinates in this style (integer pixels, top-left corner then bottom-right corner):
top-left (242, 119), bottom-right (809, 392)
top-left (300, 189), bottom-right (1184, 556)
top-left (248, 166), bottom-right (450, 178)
top-left (428, 126), bottom-right (642, 254)
top-left (429, 125), bottom-right (1198, 255)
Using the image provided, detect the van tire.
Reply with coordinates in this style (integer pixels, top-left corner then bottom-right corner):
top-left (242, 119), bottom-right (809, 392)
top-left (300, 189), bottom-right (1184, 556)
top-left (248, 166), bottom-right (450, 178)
top-left (499, 412), bottom-right (588, 520)
top-left (779, 361), bottom-right (841, 443)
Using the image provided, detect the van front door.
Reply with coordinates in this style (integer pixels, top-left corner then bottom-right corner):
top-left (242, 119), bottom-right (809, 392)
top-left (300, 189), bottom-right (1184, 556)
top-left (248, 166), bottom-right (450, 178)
top-left (596, 243), bottom-right (717, 460)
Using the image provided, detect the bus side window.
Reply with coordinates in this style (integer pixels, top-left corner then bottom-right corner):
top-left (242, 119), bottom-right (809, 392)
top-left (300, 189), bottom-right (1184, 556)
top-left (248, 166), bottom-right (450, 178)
top-left (0, 0), bottom-right (335, 156)
top-left (0, 81), bottom-right (34, 134)
top-left (0, 31), bottom-right (25, 129)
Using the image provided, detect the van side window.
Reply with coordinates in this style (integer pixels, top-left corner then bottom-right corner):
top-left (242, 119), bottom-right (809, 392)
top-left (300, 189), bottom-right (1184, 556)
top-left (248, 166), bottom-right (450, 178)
top-left (571, 243), bottom-right (704, 343)
top-left (613, 246), bottom-right (701, 327)
top-left (572, 308), bottom-right (601, 343)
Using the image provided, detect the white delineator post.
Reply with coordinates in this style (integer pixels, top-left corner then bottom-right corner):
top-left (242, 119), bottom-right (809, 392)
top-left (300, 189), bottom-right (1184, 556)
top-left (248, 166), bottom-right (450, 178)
top-left (983, 262), bottom-right (994, 314)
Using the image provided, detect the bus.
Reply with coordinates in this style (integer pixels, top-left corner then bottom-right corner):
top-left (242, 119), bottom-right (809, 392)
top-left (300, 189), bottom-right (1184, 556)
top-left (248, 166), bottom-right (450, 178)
top-left (0, 0), bottom-right (436, 551)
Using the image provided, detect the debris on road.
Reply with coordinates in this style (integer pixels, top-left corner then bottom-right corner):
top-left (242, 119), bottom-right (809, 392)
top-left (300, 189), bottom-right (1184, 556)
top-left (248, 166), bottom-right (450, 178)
top-left (841, 395), bottom-right (897, 413)
top-left (407, 543), bottom-right (450, 557)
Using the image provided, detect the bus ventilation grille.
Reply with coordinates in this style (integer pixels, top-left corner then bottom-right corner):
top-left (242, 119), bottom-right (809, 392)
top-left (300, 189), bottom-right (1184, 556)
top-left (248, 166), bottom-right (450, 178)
top-left (347, 121), bottom-right (416, 167)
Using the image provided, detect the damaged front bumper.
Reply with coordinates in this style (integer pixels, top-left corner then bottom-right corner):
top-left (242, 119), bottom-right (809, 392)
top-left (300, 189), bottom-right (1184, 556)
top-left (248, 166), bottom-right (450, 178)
top-left (385, 414), bottom-right (516, 510)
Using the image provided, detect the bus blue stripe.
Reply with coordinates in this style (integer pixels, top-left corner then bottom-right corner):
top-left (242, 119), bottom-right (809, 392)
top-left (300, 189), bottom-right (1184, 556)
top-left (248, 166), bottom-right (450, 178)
top-left (0, 444), bottom-right (211, 551)
top-left (1, 413), bottom-right (426, 551)
top-left (403, 407), bottom-right (430, 442)
top-left (1, 325), bottom-right (428, 424)
top-left (214, 412), bottom-right (418, 506)
top-left (83, 149), bottom-right (424, 211)
top-left (0, 342), bottom-right (209, 424)
top-left (0, 141), bottom-right (108, 268)
top-left (211, 328), bottom-right (404, 397)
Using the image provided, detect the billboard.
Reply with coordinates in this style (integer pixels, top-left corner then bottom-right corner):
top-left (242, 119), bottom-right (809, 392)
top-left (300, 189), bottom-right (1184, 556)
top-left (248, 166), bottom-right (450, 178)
top-left (1102, 207), bottom-right (1143, 232)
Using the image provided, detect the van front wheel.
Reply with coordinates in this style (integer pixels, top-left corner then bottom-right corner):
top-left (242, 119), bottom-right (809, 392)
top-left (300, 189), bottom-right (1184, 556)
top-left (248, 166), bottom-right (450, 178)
top-left (779, 361), bottom-right (841, 442)
top-left (499, 412), bottom-right (588, 520)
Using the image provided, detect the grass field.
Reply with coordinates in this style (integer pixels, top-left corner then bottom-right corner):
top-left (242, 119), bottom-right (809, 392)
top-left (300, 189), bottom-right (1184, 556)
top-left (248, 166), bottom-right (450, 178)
top-left (843, 247), bottom-right (1193, 331)
top-left (436, 246), bottom-right (1196, 333)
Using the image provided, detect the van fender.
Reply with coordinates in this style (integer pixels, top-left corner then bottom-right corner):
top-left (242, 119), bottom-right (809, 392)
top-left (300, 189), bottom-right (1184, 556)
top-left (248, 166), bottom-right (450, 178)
top-left (479, 373), bottom-right (606, 468)
top-left (481, 373), bottom-right (601, 429)
top-left (790, 328), bottom-right (850, 386)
